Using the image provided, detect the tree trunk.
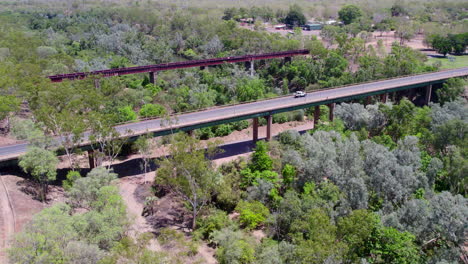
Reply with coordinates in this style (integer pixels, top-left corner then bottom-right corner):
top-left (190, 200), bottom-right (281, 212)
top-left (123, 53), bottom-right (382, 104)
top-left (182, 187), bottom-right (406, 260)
top-left (192, 209), bottom-right (197, 230)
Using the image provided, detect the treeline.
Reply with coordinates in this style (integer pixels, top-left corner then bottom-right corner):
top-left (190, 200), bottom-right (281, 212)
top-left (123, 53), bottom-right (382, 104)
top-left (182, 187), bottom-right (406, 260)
top-left (426, 32), bottom-right (468, 56)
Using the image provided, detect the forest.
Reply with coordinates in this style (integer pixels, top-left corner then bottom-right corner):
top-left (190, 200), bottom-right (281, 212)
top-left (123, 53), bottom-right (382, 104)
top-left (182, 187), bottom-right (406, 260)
top-left (0, 0), bottom-right (466, 263)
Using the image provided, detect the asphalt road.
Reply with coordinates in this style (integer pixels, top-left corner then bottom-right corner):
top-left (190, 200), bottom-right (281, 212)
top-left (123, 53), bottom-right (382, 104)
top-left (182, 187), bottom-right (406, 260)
top-left (1, 67), bottom-right (467, 161)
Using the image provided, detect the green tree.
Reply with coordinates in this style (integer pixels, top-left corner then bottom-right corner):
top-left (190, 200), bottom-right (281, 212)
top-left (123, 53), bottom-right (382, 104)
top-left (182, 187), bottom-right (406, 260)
top-left (250, 140), bottom-right (273, 172)
top-left (370, 227), bottom-right (420, 264)
top-left (0, 95), bottom-right (20, 132)
top-left (139, 103), bottom-right (166, 118)
top-left (436, 78), bottom-right (465, 105)
top-left (117, 106), bottom-right (137, 123)
top-left (430, 34), bottom-right (452, 56)
top-left (19, 147), bottom-right (59, 202)
top-left (337, 209), bottom-right (381, 261)
top-left (338, 5), bottom-right (363, 25)
top-left (156, 133), bottom-right (218, 230)
top-left (284, 4), bottom-right (306, 27)
top-left (235, 200), bottom-right (270, 229)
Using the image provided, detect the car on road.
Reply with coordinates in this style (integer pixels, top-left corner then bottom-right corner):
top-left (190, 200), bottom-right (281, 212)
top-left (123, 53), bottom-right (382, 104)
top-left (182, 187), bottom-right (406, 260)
top-left (294, 91), bottom-right (306, 98)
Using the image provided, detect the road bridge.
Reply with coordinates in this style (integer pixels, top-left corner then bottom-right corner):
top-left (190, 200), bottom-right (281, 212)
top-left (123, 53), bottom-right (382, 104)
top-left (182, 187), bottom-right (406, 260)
top-left (2, 67), bottom-right (467, 167)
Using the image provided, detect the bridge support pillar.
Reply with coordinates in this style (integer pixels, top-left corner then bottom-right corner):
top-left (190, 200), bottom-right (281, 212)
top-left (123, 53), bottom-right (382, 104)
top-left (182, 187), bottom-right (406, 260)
top-left (245, 61), bottom-right (254, 77)
top-left (266, 115), bottom-right (272, 141)
top-left (424, 85), bottom-right (432, 105)
top-left (365, 96), bottom-right (372, 106)
top-left (186, 130), bottom-right (194, 137)
top-left (149, 72), bottom-right (156, 85)
top-left (328, 103), bottom-right (335, 122)
top-left (252, 117), bottom-right (259, 142)
top-left (314, 106), bottom-right (320, 126)
top-left (94, 79), bottom-right (100, 89)
top-left (380, 93), bottom-right (388, 103)
top-left (284, 56), bottom-right (292, 64)
top-left (88, 150), bottom-right (95, 169)
top-left (200, 66), bottom-right (206, 71)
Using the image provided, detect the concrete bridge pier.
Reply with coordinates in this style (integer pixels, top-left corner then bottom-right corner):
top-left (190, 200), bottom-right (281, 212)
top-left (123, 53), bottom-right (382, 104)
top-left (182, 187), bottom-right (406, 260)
top-left (424, 85), bottom-right (432, 105)
top-left (88, 150), bottom-right (96, 169)
top-left (314, 106), bottom-right (321, 126)
top-left (94, 79), bottom-right (100, 89)
top-left (266, 115), bottom-right (272, 141)
top-left (186, 130), bottom-right (194, 137)
top-left (284, 56), bottom-right (292, 64)
top-left (200, 66), bottom-right (206, 70)
top-left (252, 117), bottom-right (259, 142)
top-left (149, 71), bottom-right (156, 85)
top-left (245, 60), bottom-right (254, 76)
top-left (380, 93), bottom-right (388, 103)
top-left (328, 103), bottom-right (335, 121)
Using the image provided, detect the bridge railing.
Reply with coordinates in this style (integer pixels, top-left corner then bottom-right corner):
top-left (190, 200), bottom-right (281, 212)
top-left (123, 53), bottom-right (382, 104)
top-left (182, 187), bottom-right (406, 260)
top-left (112, 67), bottom-right (465, 128)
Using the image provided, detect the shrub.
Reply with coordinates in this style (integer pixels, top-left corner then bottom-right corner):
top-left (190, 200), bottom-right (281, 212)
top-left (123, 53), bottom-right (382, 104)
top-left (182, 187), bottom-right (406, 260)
top-left (235, 200), bottom-right (270, 229)
top-left (197, 127), bottom-right (215, 140)
top-left (194, 209), bottom-right (232, 240)
top-left (273, 113), bottom-right (289, 124)
top-left (62, 171), bottom-right (81, 191)
top-left (139, 104), bottom-right (166, 118)
top-left (292, 110), bottom-right (305, 121)
top-left (232, 120), bottom-right (249, 131)
top-left (213, 124), bottom-right (233, 137)
top-left (116, 106), bottom-right (137, 123)
top-left (211, 228), bottom-right (256, 264)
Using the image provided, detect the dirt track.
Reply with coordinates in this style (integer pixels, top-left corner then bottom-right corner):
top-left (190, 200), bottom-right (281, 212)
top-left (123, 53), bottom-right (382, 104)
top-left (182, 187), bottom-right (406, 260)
top-left (0, 176), bottom-right (15, 264)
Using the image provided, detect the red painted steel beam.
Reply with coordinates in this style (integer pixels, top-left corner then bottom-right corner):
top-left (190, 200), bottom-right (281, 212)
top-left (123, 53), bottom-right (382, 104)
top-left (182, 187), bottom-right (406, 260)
top-left (48, 49), bottom-right (309, 82)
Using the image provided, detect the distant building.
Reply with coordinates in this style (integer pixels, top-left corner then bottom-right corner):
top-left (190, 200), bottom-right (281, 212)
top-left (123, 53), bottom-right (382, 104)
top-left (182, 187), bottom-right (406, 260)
top-left (303, 23), bottom-right (323, 31)
top-left (274, 24), bottom-right (287, 30)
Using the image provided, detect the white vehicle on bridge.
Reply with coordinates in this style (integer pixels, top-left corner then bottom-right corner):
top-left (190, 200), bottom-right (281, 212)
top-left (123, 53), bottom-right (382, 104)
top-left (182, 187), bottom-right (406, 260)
top-left (294, 91), bottom-right (307, 98)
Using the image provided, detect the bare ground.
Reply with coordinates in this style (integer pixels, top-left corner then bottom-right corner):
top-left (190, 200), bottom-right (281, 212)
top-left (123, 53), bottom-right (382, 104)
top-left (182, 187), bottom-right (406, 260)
top-left (0, 174), bottom-right (65, 264)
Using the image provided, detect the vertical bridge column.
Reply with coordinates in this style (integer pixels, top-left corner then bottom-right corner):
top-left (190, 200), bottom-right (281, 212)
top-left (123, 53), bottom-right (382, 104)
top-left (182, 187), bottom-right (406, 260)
top-left (245, 60), bottom-right (254, 77)
top-left (88, 150), bottom-right (95, 169)
top-left (149, 72), bottom-right (156, 85)
top-left (252, 117), bottom-right (259, 142)
top-left (424, 84), bottom-right (432, 105)
top-left (284, 56), bottom-right (292, 64)
top-left (380, 93), bottom-right (388, 103)
top-left (94, 79), bottom-right (100, 89)
top-left (327, 103), bottom-right (335, 122)
top-left (266, 115), bottom-right (272, 141)
top-left (314, 106), bottom-right (320, 126)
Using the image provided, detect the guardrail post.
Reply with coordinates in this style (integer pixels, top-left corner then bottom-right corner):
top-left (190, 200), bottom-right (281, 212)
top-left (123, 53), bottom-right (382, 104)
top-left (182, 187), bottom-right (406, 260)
top-left (149, 72), bottom-right (156, 85)
top-left (253, 117), bottom-right (259, 142)
top-left (328, 103), bottom-right (335, 122)
top-left (266, 115), bottom-right (272, 141)
top-left (88, 150), bottom-right (95, 169)
top-left (314, 106), bottom-right (320, 126)
top-left (380, 93), bottom-right (388, 103)
top-left (424, 85), bottom-right (432, 105)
